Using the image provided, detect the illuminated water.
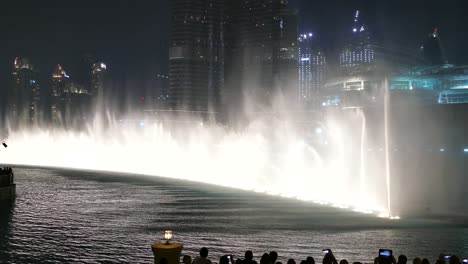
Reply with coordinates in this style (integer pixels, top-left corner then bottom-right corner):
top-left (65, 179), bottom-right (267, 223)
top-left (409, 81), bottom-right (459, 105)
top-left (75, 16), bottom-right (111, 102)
top-left (1, 117), bottom-right (390, 215)
top-left (1, 168), bottom-right (468, 264)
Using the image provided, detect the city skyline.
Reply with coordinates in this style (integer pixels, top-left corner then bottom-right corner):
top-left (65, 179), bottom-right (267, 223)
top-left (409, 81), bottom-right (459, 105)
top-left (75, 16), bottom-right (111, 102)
top-left (1, 0), bottom-right (467, 94)
top-left (1, 0), bottom-right (468, 120)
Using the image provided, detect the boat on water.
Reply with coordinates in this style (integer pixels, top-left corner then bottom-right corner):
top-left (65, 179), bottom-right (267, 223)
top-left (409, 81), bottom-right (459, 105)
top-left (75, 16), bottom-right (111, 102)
top-left (0, 167), bottom-right (15, 201)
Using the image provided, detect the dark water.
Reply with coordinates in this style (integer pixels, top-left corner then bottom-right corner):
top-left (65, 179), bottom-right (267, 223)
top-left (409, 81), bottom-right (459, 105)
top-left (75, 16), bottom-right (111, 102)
top-left (1, 168), bottom-right (468, 264)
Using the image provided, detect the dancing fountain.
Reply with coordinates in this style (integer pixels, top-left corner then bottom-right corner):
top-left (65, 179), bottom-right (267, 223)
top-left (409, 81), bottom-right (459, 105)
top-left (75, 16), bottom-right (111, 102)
top-left (0, 102), bottom-right (399, 218)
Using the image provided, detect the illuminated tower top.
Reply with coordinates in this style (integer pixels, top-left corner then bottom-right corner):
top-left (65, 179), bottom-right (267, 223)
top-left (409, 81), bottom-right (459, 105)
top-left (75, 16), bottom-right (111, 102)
top-left (13, 57), bottom-right (34, 73)
top-left (91, 62), bottom-right (107, 96)
top-left (52, 64), bottom-right (70, 79)
top-left (339, 10), bottom-right (374, 71)
top-left (52, 64), bottom-right (70, 96)
top-left (350, 10), bottom-right (371, 47)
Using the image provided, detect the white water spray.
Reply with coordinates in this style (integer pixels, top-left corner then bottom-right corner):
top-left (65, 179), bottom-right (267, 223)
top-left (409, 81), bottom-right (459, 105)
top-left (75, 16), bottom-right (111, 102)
top-left (1, 113), bottom-right (392, 216)
top-left (382, 78), bottom-right (398, 219)
top-left (359, 110), bottom-right (367, 204)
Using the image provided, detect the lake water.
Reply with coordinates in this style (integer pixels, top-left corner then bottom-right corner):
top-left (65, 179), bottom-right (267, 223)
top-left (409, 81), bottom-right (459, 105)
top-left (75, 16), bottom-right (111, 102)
top-left (1, 168), bottom-right (467, 264)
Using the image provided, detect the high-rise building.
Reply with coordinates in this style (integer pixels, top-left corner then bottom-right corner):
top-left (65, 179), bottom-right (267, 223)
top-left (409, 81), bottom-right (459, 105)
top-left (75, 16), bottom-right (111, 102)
top-left (224, 0), bottom-right (298, 110)
top-left (421, 28), bottom-right (447, 65)
top-left (51, 64), bottom-right (71, 124)
top-left (91, 62), bottom-right (107, 97)
top-left (11, 57), bottom-right (41, 124)
top-left (51, 64), bottom-right (91, 126)
top-left (339, 10), bottom-right (375, 75)
top-left (320, 10), bottom-right (426, 108)
top-left (169, 0), bottom-right (297, 115)
top-left (298, 33), bottom-right (326, 102)
top-left (168, 0), bottom-right (224, 112)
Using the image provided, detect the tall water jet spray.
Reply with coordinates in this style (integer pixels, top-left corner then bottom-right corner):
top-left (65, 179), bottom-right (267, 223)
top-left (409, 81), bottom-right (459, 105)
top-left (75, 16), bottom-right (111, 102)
top-left (1, 106), bottom-right (393, 216)
top-left (358, 109), bottom-right (367, 204)
top-left (383, 78), bottom-right (394, 218)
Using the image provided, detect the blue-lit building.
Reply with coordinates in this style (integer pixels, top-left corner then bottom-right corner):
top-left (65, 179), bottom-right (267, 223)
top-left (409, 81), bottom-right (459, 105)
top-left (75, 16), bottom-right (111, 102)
top-left (390, 64), bottom-right (468, 104)
top-left (298, 33), bottom-right (326, 102)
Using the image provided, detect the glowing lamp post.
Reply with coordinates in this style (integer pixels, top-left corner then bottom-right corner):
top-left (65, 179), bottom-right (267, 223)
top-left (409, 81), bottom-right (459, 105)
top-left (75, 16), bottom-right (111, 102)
top-left (164, 230), bottom-right (172, 244)
top-left (151, 230), bottom-right (183, 264)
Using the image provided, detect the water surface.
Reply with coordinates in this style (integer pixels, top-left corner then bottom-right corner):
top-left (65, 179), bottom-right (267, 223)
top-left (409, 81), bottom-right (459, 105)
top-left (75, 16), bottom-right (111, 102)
top-left (1, 168), bottom-right (467, 264)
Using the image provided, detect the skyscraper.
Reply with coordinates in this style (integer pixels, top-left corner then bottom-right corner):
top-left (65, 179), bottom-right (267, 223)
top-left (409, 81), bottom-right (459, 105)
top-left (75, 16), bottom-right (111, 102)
top-left (421, 28), bottom-right (447, 65)
top-left (298, 33), bottom-right (326, 102)
top-left (11, 57), bottom-right (41, 124)
top-left (91, 63), bottom-right (107, 96)
top-left (51, 64), bottom-right (71, 124)
top-left (224, 0), bottom-right (298, 110)
top-left (169, 0), bottom-right (297, 116)
top-left (169, 0), bottom-right (224, 112)
top-left (339, 10), bottom-right (375, 75)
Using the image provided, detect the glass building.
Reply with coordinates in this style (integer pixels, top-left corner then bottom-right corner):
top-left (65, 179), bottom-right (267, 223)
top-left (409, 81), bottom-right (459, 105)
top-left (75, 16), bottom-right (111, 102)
top-left (339, 10), bottom-right (375, 75)
top-left (390, 64), bottom-right (468, 104)
top-left (298, 33), bottom-right (326, 102)
top-left (91, 62), bottom-right (107, 97)
top-left (224, 0), bottom-right (297, 110)
top-left (10, 57), bottom-right (41, 125)
top-left (169, 0), bottom-right (224, 112)
top-left (51, 64), bottom-right (71, 124)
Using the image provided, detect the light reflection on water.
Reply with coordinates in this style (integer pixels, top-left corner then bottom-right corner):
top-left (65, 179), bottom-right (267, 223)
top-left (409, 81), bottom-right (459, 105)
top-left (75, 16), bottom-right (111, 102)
top-left (1, 168), bottom-right (468, 264)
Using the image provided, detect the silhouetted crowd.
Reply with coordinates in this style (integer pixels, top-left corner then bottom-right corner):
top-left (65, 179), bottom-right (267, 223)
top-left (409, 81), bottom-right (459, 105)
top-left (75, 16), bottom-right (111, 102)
top-left (0, 167), bottom-right (13, 175)
top-left (170, 247), bottom-right (466, 264)
top-left (0, 167), bottom-right (14, 187)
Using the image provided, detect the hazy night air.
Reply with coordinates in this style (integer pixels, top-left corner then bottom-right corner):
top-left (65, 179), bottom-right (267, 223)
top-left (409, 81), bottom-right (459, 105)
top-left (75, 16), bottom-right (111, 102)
top-left (1, 1), bottom-right (468, 262)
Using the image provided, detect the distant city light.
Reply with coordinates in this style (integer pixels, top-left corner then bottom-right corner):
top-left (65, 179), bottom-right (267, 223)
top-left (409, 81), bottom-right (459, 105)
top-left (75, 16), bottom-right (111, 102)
top-left (101, 63), bottom-right (107, 69)
top-left (353, 28), bottom-right (357, 33)
top-left (464, 148), bottom-right (468, 153)
top-left (440, 148), bottom-right (445, 152)
top-left (315, 128), bottom-right (323, 134)
top-left (308, 33), bottom-right (313, 37)
top-left (139, 121), bottom-right (145, 127)
top-left (301, 58), bottom-right (310, 61)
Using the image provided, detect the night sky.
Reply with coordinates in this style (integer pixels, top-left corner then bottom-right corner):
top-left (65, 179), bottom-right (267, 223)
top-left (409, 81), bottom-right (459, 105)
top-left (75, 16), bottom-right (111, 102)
top-left (1, 0), bottom-right (467, 98)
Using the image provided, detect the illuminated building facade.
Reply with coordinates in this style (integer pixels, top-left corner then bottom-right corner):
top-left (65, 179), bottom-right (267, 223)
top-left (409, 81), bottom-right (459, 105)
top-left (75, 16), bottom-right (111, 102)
top-left (169, 0), bottom-right (224, 112)
top-left (339, 10), bottom-right (375, 75)
top-left (11, 57), bottom-right (41, 124)
top-left (421, 28), bottom-right (446, 65)
top-left (298, 33), bottom-right (326, 102)
top-left (51, 64), bottom-right (71, 123)
top-left (223, 0), bottom-right (297, 112)
top-left (169, 0), bottom-right (297, 115)
top-left (91, 62), bottom-right (107, 97)
top-left (390, 64), bottom-right (468, 104)
top-left (319, 10), bottom-right (426, 108)
top-left (51, 64), bottom-right (92, 126)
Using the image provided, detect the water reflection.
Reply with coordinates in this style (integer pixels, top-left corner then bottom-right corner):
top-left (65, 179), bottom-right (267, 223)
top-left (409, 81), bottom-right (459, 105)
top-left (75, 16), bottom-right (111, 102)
top-left (1, 168), bottom-right (468, 264)
top-left (0, 200), bottom-right (15, 262)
